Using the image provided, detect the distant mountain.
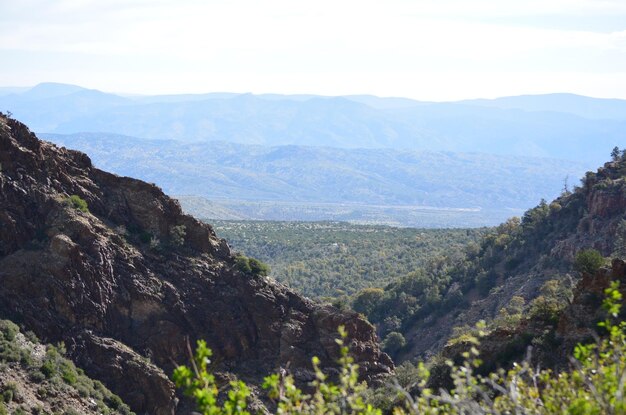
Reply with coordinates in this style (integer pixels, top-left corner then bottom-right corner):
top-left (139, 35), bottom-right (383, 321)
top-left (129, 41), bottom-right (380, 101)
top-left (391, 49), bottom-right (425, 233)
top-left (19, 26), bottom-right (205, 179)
top-left (462, 93), bottom-right (626, 120)
top-left (0, 86), bottom-right (29, 96)
top-left (42, 132), bottom-right (589, 226)
top-left (11, 82), bottom-right (89, 101)
top-left (3, 83), bottom-right (625, 166)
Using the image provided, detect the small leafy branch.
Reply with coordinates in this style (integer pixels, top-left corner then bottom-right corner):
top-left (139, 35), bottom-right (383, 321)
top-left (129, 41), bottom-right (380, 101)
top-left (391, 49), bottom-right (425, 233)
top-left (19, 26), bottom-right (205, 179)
top-left (173, 340), bottom-right (250, 415)
top-left (173, 326), bottom-right (378, 415)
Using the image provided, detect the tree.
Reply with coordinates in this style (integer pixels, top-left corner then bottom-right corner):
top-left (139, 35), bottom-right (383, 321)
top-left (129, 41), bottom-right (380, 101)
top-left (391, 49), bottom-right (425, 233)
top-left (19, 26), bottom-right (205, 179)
top-left (574, 249), bottom-right (605, 274)
top-left (352, 288), bottom-right (385, 316)
top-left (611, 146), bottom-right (621, 161)
top-left (234, 254), bottom-right (271, 276)
top-left (381, 331), bottom-right (406, 355)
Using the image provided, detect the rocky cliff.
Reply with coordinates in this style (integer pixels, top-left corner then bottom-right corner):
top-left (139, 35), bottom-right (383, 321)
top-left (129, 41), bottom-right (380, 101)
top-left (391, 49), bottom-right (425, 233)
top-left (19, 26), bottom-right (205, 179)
top-left (0, 115), bottom-right (392, 414)
top-left (439, 258), bottom-right (626, 381)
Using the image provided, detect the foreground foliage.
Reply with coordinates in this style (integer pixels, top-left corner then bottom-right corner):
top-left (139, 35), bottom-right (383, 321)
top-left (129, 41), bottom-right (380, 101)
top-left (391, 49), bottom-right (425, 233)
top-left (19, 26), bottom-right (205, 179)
top-left (175, 283), bottom-right (626, 414)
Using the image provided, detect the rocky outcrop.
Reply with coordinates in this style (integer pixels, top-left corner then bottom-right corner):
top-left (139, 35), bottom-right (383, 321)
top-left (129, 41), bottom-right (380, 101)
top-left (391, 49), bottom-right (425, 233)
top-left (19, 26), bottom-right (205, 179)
top-left (439, 259), bottom-right (626, 380)
top-left (0, 116), bottom-right (392, 414)
top-left (555, 258), bottom-right (626, 355)
top-left (0, 319), bottom-right (133, 415)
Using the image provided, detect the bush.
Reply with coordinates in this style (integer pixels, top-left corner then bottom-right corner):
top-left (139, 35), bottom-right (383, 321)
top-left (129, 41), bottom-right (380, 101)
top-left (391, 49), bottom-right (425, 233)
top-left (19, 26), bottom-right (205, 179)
top-left (174, 326), bottom-right (378, 415)
top-left (170, 225), bottom-right (186, 247)
top-left (234, 255), bottom-right (252, 274)
top-left (66, 195), bottom-right (89, 213)
top-left (574, 249), bottom-right (605, 274)
top-left (248, 257), bottom-right (270, 276)
top-left (234, 255), bottom-right (270, 276)
top-left (381, 331), bottom-right (406, 355)
top-left (0, 321), bottom-right (19, 341)
top-left (352, 288), bottom-right (385, 317)
top-left (1, 383), bottom-right (17, 403)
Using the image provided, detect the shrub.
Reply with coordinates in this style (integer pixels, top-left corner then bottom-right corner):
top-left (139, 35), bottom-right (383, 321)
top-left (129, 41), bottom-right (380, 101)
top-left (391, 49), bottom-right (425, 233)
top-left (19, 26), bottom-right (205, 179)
top-left (352, 288), bottom-right (385, 317)
top-left (176, 282), bottom-right (626, 415)
top-left (234, 255), bottom-right (270, 276)
top-left (234, 255), bottom-right (252, 274)
top-left (248, 257), bottom-right (270, 276)
top-left (0, 321), bottom-right (19, 341)
top-left (170, 225), bottom-right (186, 247)
top-left (149, 236), bottom-right (161, 251)
top-left (66, 195), bottom-right (89, 213)
top-left (174, 326), bottom-right (379, 415)
top-left (29, 370), bottom-right (46, 383)
top-left (574, 249), bottom-right (605, 274)
top-left (381, 331), bottom-right (406, 355)
top-left (1, 383), bottom-right (17, 403)
top-left (61, 365), bottom-right (78, 385)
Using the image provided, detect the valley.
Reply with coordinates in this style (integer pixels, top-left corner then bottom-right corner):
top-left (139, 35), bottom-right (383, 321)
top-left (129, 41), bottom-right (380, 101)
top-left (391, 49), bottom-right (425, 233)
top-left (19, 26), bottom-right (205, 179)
top-left (210, 220), bottom-right (486, 298)
top-left (5, 1), bottom-right (626, 412)
top-left (41, 131), bottom-right (587, 227)
top-left (1, 89), bottom-right (626, 414)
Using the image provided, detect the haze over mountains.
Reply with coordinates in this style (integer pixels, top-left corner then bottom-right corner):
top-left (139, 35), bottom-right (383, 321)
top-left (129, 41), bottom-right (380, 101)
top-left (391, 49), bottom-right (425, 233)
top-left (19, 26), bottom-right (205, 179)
top-left (41, 132), bottom-right (587, 227)
top-left (2, 83), bottom-right (624, 163)
top-left (3, 82), bottom-right (624, 226)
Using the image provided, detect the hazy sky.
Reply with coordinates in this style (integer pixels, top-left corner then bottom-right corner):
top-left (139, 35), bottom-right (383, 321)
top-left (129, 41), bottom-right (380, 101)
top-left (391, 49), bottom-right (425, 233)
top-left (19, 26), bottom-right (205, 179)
top-left (1, 0), bottom-right (625, 100)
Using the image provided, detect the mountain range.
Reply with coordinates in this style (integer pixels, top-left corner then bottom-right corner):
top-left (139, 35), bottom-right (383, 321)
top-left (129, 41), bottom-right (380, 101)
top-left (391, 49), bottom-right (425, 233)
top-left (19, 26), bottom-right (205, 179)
top-left (40, 132), bottom-right (589, 227)
top-left (2, 83), bottom-right (625, 166)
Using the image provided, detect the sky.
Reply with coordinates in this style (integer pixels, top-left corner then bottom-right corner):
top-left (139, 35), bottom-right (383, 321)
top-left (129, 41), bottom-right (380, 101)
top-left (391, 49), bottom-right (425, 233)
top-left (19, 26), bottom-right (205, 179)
top-left (1, 0), bottom-right (625, 101)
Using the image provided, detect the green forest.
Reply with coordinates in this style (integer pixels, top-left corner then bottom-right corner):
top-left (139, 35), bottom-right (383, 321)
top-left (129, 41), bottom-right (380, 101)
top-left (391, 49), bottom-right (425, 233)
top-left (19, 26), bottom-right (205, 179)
top-left (210, 221), bottom-right (486, 299)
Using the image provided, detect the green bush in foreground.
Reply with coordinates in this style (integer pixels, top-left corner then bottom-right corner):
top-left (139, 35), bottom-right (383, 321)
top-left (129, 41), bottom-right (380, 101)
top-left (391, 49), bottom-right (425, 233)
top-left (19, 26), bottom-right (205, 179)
top-left (175, 282), bottom-right (626, 414)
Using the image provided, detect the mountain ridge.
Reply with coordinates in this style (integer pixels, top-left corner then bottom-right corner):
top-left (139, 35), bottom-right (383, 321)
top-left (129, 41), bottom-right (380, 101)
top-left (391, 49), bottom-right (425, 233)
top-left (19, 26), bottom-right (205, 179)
top-left (2, 83), bottom-right (625, 165)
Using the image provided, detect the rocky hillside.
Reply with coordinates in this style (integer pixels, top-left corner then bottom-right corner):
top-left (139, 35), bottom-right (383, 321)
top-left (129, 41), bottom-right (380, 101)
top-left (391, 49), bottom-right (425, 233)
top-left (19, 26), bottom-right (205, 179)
top-left (0, 115), bottom-right (392, 414)
top-left (358, 150), bottom-right (626, 361)
top-left (449, 257), bottom-right (625, 363)
top-left (0, 319), bottom-right (132, 414)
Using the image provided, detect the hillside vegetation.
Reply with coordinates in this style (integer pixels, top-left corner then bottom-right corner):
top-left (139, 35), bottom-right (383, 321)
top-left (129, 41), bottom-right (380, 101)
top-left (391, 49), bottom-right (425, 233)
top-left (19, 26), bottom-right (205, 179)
top-left (211, 221), bottom-right (486, 298)
top-left (175, 276), bottom-right (626, 414)
top-left (354, 150), bottom-right (626, 360)
top-left (0, 320), bottom-right (132, 414)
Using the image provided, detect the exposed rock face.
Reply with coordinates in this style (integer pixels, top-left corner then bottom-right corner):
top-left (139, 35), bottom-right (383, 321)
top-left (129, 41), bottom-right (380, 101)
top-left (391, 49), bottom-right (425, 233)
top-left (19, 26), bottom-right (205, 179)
top-left (555, 258), bottom-right (626, 355)
top-left (440, 259), bottom-right (626, 379)
top-left (0, 116), bottom-right (392, 414)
